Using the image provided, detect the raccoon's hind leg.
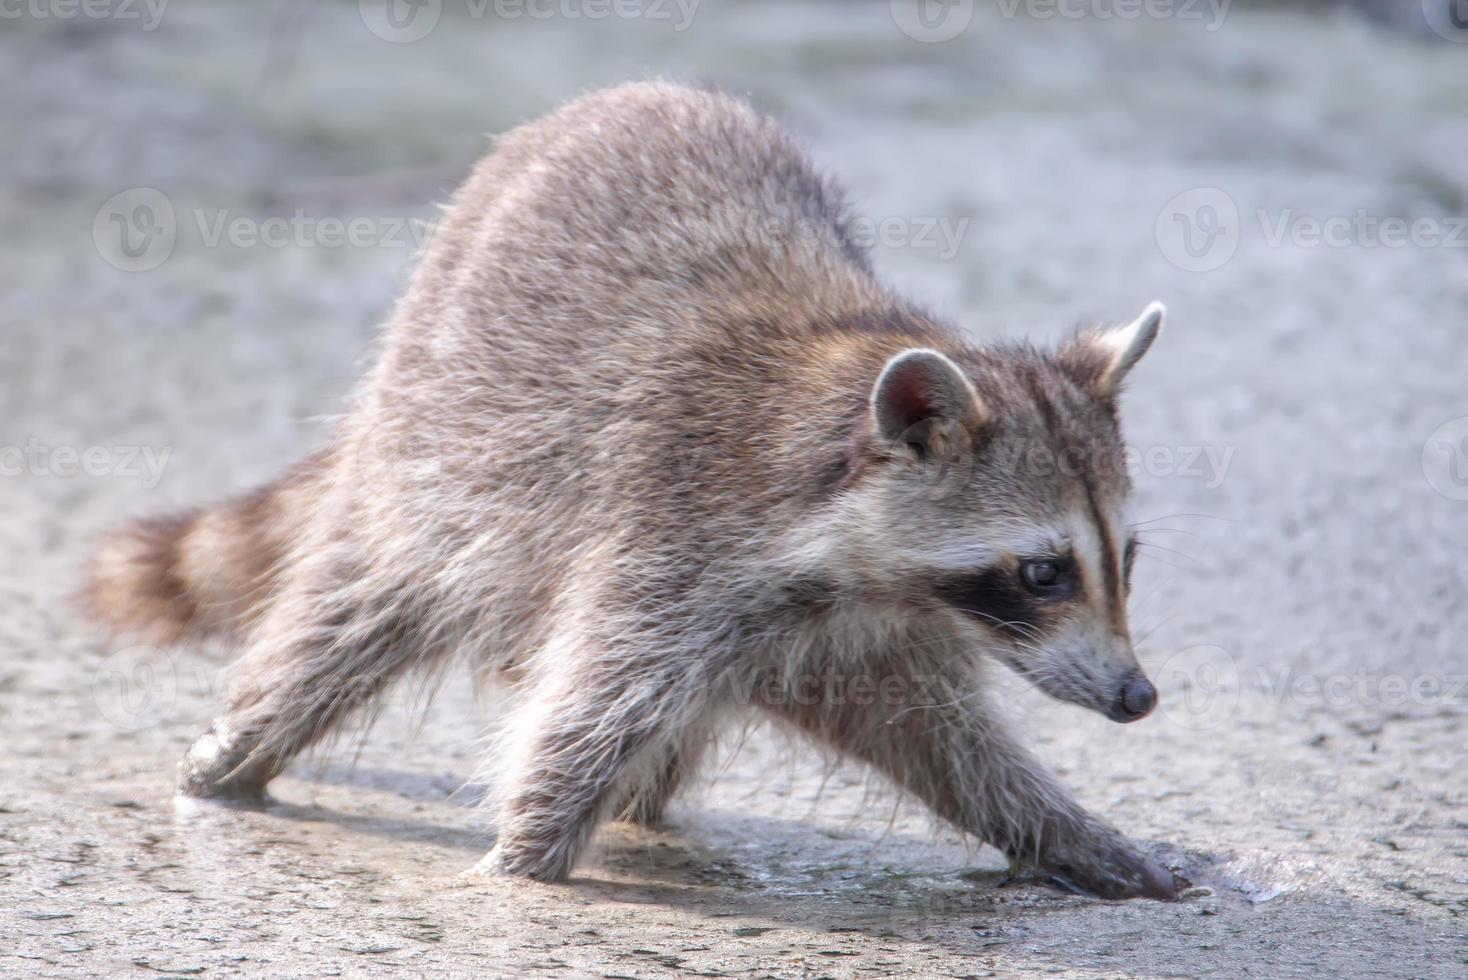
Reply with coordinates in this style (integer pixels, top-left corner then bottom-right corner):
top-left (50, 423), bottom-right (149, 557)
top-left (613, 746), bottom-right (685, 827)
top-left (613, 729), bottom-right (711, 827)
top-left (178, 563), bottom-right (439, 803)
top-left (476, 633), bottom-right (715, 881)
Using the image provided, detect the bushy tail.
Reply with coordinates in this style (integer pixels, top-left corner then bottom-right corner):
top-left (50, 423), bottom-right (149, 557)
top-left (84, 452), bottom-right (327, 646)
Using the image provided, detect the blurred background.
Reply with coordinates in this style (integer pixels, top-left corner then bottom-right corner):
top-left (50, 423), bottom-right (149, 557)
top-left (3, 2), bottom-right (1465, 976)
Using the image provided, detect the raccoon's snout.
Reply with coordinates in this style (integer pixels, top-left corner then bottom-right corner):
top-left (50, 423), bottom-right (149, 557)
top-left (1109, 671), bottom-right (1158, 723)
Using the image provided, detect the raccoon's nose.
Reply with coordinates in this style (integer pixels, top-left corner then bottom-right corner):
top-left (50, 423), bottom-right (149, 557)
top-left (1114, 672), bottom-right (1157, 722)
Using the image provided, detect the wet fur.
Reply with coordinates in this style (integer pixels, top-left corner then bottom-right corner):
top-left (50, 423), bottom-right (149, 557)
top-left (86, 81), bottom-right (1174, 899)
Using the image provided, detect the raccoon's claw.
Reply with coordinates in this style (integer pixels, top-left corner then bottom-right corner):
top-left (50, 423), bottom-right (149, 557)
top-left (1135, 856), bottom-right (1180, 901)
top-left (1022, 831), bottom-right (1179, 901)
top-left (1057, 852), bottom-right (1177, 902)
top-left (1043, 853), bottom-right (1177, 901)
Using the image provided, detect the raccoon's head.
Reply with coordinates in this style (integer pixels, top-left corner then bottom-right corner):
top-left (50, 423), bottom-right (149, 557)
top-left (849, 303), bottom-right (1166, 723)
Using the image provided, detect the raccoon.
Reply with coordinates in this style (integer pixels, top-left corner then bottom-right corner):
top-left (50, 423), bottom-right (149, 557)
top-left (87, 81), bottom-right (1177, 901)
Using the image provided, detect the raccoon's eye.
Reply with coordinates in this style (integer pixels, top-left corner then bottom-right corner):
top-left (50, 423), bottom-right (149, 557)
top-left (1019, 557), bottom-right (1075, 597)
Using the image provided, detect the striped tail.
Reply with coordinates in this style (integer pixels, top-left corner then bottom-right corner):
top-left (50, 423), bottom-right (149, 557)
top-left (84, 452), bottom-right (326, 645)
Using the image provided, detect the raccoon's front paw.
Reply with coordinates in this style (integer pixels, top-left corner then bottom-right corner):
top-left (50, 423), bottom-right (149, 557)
top-left (1032, 830), bottom-right (1178, 901)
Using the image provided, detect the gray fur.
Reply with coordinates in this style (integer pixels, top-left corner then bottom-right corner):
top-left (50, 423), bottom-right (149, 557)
top-left (88, 81), bottom-right (1174, 900)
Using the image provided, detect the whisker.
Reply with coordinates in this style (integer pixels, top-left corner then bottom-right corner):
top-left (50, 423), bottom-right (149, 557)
top-left (1135, 512), bottom-right (1235, 526)
top-left (1134, 526), bottom-right (1201, 540)
top-left (1134, 540), bottom-right (1197, 563)
top-left (1130, 615), bottom-right (1177, 649)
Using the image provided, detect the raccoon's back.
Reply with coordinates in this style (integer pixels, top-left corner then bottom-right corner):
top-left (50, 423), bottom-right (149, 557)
top-left (379, 82), bottom-right (880, 425)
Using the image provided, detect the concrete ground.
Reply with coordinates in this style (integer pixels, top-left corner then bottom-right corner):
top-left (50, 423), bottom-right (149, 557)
top-left (2, 1), bottom-right (1465, 976)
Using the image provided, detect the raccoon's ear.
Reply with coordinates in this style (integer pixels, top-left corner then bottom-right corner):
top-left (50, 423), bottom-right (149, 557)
top-left (871, 348), bottom-right (988, 456)
top-left (1064, 301), bottom-right (1165, 400)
